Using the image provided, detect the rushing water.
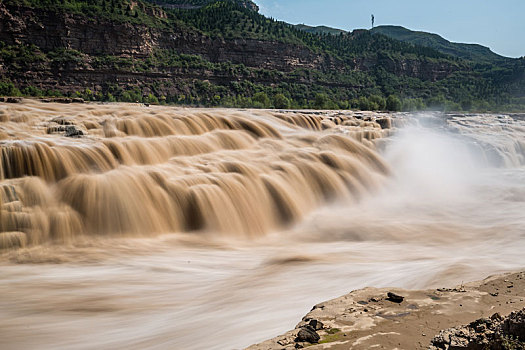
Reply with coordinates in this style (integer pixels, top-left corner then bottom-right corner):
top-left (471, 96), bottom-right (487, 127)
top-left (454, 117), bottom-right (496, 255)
top-left (0, 102), bottom-right (524, 350)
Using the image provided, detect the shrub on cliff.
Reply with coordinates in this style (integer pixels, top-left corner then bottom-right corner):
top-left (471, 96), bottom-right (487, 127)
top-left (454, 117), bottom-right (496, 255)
top-left (252, 92), bottom-right (271, 108)
top-left (386, 95), bottom-right (402, 111)
top-left (358, 96), bottom-right (370, 110)
top-left (313, 93), bottom-right (337, 109)
top-left (144, 93), bottom-right (159, 104)
top-left (273, 93), bottom-right (291, 109)
top-left (0, 81), bottom-right (21, 96)
top-left (369, 95), bottom-right (386, 110)
top-left (22, 86), bottom-right (44, 97)
top-left (402, 98), bottom-right (426, 111)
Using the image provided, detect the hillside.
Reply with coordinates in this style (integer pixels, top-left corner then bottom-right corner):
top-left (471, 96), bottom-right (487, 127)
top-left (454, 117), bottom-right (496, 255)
top-left (0, 0), bottom-right (523, 111)
top-left (146, 0), bottom-right (258, 11)
top-left (371, 25), bottom-right (507, 64)
top-left (294, 24), bottom-right (346, 35)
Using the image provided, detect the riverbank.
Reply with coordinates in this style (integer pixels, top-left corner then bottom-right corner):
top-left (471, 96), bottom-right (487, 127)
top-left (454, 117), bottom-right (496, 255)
top-left (247, 271), bottom-right (525, 349)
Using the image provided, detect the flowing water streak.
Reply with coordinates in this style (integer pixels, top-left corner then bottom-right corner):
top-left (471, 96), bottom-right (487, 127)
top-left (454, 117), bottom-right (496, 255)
top-left (0, 100), bottom-right (390, 246)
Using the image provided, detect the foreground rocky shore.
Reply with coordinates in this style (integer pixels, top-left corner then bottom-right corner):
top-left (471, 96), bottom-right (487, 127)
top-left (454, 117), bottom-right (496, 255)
top-left (247, 271), bottom-right (525, 349)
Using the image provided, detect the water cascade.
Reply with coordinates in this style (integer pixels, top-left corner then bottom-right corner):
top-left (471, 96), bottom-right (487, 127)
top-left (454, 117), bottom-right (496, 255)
top-left (0, 101), bottom-right (390, 248)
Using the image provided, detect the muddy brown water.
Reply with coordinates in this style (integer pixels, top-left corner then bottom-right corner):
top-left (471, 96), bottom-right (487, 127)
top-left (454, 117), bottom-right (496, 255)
top-left (0, 102), bottom-right (524, 349)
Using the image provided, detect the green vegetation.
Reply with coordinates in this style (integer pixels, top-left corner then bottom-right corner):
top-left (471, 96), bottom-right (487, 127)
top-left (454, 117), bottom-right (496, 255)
top-left (146, 0), bottom-right (257, 9)
top-left (294, 24), bottom-right (346, 36)
top-left (0, 81), bottom-right (22, 96)
top-left (371, 25), bottom-right (507, 64)
top-left (171, 1), bottom-right (449, 59)
top-left (326, 328), bottom-right (341, 334)
top-left (0, 0), bottom-right (523, 111)
top-left (151, 0), bottom-right (220, 6)
top-left (319, 328), bottom-right (344, 345)
top-left (0, 42), bottom-right (46, 70)
top-left (273, 93), bottom-right (291, 109)
top-left (386, 95), bottom-right (402, 111)
top-left (3, 0), bottom-right (169, 27)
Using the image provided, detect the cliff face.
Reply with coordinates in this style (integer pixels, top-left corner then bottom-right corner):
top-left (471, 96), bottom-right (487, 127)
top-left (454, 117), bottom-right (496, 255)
top-left (0, 2), bottom-right (328, 70)
top-left (174, 37), bottom-right (339, 72)
top-left (0, 5), bottom-right (161, 56)
top-left (353, 56), bottom-right (459, 81)
top-left (0, 1), bottom-right (462, 100)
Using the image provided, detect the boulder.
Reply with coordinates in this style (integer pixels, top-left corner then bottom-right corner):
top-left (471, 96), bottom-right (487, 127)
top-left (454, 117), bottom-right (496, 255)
top-left (64, 125), bottom-right (84, 137)
top-left (376, 118), bottom-right (392, 129)
top-left (308, 319), bottom-right (324, 331)
top-left (430, 308), bottom-right (525, 350)
top-left (387, 292), bottom-right (404, 303)
top-left (295, 326), bottom-right (320, 344)
top-left (503, 309), bottom-right (525, 341)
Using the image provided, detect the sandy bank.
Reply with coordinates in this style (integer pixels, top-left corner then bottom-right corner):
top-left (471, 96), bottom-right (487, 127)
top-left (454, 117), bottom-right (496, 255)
top-left (247, 271), bottom-right (525, 349)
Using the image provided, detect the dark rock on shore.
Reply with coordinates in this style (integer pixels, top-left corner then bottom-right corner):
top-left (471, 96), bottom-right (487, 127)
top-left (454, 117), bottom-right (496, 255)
top-left (247, 272), bottom-right (525, 350)
top-left (295, 325), bottom-right (320, 344)
top-left (430, 308), bottom-right (525, 350)
top-left (387, 291), bottom-right (404, 303)
top-left (307, 319), bottom-right (324, 331)
top-left (503, 308), bottom-right (525, 341)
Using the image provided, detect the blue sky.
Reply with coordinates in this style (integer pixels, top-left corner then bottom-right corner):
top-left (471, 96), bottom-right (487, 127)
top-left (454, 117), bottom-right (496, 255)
top-left (256, 0), bottom-right (524, 58)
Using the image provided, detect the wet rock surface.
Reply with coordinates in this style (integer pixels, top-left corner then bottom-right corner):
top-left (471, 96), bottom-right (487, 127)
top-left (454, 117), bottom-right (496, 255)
top-left (41, 97), bottom-right (85, 104)
top-left (64, 125), bottom-right (85, 137)
top-left (0, 97), bottom-right (22, 103)
top-left (46, 117), bottom-right (87, 137)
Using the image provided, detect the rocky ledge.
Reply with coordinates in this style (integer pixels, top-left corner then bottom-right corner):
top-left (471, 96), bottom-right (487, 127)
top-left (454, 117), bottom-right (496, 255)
top-left (247, 272), bottom-right (525, 350)
top-left (430, 308), bottom-right (525, 349)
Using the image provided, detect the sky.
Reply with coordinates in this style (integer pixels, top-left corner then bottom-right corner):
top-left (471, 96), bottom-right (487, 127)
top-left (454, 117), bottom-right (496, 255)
top-left (256, 0), bottom-right (525, 58)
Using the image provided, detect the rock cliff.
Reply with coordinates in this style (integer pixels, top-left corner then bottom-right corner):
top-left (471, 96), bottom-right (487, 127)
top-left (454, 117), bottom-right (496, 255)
top-left (0, 0), bottom-right (474, 105)
top-left (0, 2), bottom-right (334, 69)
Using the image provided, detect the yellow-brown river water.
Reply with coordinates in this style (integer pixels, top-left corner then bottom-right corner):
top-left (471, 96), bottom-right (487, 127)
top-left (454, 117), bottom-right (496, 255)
top-left (0, 101), bottom-right (524, 349)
